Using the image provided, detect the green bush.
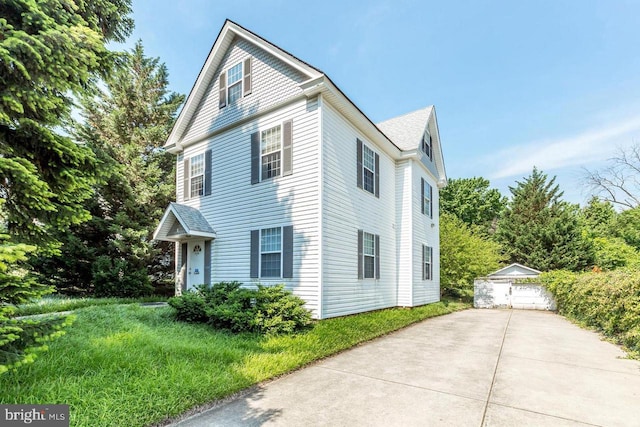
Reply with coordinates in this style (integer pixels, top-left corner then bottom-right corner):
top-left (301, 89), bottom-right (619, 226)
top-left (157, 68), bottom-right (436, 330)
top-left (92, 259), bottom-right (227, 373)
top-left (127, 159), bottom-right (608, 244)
top-left (541, 269), bottom-right (640, 357)
top-left (168, 282), bottom-right (312, 335)
top-left (167, 292), bottom-right (207, 323)
top-left (92, 256), bottom-right (153, 297)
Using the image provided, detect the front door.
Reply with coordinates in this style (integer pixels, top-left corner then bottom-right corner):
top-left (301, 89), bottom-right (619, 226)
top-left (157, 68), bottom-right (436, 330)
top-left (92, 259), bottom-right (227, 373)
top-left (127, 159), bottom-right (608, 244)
top-left (187, 239), bottom-right (206, 290)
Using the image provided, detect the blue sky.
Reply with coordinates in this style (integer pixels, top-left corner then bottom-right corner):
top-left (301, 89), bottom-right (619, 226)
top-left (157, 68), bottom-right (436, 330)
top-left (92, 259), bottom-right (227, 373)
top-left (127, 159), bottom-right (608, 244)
top-left (122, 0), bottom-right (640, 205)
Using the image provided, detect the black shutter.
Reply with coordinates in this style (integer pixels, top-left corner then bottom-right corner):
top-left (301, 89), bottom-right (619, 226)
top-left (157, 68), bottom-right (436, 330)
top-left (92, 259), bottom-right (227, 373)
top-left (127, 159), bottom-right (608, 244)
top-left (180, 243), bottom-right (188, 292)
top-left (356, 139), bottom-right (363, 189)
top-left (421, 178), bottom-right (425, 215)
top-left (429, 247), bottom-right (433, 280)
top-left (251, 131), bottom-right (260, 184)
top-left (219, 72), bottom-right (227, 108)
top-left (283, 120), bottom-right (293, 177)
top-left (357, 229), bottom-right (363, 279)
top-left (243, 57), bottom-right (252, 96)
top-left (204, 240), bottom-right (211, 285)
top-left (374, 153), bottom-right (380, 198)
top-left (422, 245), bottom-right (426, 280)
top-left (204, 149), bottom-right (212, 196)
top-left (250, 230), bottom-right (259, 278)
top-left (429, 135), bottom-right (433, 161)
top-left (375, 234), bottom-right (380, 279)
top-left (429, 184), bottom-right (433, 219)
top-left (282, 225), bottom-right (293, 278)
top-left (183, 158), bottom-right (190, 201)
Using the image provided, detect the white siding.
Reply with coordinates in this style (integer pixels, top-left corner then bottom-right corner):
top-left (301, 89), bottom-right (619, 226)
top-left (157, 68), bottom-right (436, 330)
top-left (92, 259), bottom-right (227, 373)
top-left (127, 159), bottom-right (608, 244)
top-left (395, 160), bottom-right (413, 306)
top-left (182, 37), bottom-right (308, 144)
top-left (177, 98), bottom-right (321, 316)
top-left (321, 102), bottom-right (397, 318)
top-left (412, 161), bottom-right (440, 305)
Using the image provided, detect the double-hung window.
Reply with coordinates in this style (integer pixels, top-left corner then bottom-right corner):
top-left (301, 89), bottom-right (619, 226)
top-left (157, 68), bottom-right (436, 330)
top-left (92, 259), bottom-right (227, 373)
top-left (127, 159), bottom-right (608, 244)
top-left (261, 125), bottom-right (282, 180)
top-left (250, 226), bottom-right (294, 279)
top-left (358, 230), bottom-right (380, 279)
top-left (356, 139), bottom-right (379, 198)
top-left (422, 245), bottom-right (433, 280)
top-left (227, 62), bottom-right (243, 104)
top-left (422, 129), bottom-right (432, 161)
top-left (260, 227), bottom-right (282, 278)
top-left (190, 153), bottom-right (205, 198)
top-left (421, 178), bottom-right (433, 218)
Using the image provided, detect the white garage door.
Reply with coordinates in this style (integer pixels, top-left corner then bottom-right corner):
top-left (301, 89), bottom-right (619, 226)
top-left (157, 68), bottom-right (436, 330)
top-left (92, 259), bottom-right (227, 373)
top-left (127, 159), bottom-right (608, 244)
top-left (510, 284), bottom-right (556, 310)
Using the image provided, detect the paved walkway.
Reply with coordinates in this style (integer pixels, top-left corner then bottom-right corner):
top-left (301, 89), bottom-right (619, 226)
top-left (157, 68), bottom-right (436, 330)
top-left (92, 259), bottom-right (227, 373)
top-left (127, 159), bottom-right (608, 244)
top-left (171, 309), bottom-right (640, 426)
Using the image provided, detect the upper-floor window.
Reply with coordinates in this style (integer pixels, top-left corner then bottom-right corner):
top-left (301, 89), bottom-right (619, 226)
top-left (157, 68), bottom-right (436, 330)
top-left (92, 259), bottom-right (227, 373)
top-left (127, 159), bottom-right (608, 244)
top-left (421, 129), bottom-right (433, 161)
top-left (261, 125), bottom-right (282, 180)
top-left (421, 178), bottom-right (433, 218)
top-left (251, 120), bottom-right (293, 184)
top-left (227, 62), bottom-right (243, 104)
top-left (356, 139), bottom-right (379, 198)
top-left (190, 153), bottom-right (205, 198)
top-left (219, 57), bottom-right (252, 109)
top-left (183, 150), bottom-right (211, 201)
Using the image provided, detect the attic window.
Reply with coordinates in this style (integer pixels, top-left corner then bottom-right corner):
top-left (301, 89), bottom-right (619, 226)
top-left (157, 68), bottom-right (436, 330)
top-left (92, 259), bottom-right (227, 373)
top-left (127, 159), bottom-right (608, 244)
top-left (421, 129), bottom-right (433, 161)
top-left (227, 62), bottom-right (243, 103)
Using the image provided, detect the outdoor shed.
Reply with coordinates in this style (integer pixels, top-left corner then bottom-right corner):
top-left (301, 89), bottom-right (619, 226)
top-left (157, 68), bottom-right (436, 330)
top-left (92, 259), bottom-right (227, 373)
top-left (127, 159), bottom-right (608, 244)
top-left (474, 263), bottom-right (556, 310)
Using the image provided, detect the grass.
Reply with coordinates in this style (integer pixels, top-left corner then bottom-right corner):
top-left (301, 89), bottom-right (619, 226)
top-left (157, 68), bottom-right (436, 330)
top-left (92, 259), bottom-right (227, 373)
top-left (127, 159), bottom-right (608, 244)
top-left (0, 300), bottom-right (469, 427)
top-left (14, 295), bottom-right (168, 316)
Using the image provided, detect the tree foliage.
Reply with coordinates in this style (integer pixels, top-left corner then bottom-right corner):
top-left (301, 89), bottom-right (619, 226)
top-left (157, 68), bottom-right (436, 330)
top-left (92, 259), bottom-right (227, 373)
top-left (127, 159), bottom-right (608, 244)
top-left (440, 212), bottom-right (503, 297)
top-left (495, 168), bottom-right (593, 271)
top-left (35, 41), bottom-right (184, 295)
top-left (0, 0), bottom-right (133, 253)
top-left (0, 0), bottom-right (133, 373)
top-left (439, 177), bottom-right (507, 233)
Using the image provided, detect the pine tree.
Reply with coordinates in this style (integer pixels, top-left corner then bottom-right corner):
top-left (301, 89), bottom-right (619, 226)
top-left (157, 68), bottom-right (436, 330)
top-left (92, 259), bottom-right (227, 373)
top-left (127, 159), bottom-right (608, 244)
top-left (496, 168), bottom-right (593, 271)
top-left (0, 0), bottom-right (133, 372)
top-left (36, 41), bottom-right (184, 296)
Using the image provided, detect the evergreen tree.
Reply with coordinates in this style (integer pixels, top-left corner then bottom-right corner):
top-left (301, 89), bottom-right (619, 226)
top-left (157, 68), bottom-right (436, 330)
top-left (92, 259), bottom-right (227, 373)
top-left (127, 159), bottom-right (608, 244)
top-left (439, 177), bottom-right (507, 233)
top-left (0, 0), bottom-right (133, 372)
top-left (36, 42), bottom-right (184, 296)
top-left (495, 168), bottom-right (593, 271)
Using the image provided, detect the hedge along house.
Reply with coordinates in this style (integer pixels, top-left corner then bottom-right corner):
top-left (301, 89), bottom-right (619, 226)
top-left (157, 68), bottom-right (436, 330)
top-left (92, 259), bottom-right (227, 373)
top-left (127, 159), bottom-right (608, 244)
top-left (153, 20), bottom-right (447, 319)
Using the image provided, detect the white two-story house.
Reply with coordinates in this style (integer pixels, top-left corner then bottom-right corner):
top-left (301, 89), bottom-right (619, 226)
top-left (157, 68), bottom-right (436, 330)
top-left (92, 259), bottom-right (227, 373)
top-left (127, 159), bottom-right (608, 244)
top-left (154, 20), bottom-right (447, 319)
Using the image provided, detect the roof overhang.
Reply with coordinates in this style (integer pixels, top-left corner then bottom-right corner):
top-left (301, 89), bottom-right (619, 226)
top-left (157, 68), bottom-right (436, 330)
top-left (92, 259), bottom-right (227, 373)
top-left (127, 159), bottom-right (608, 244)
top-left (153, 204), bottom-right (217, 242)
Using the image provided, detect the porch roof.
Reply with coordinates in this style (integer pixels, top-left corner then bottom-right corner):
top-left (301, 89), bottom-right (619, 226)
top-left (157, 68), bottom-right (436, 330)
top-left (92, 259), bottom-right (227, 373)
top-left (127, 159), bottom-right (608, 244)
top-left (153, 203), bottom-right (217, 242)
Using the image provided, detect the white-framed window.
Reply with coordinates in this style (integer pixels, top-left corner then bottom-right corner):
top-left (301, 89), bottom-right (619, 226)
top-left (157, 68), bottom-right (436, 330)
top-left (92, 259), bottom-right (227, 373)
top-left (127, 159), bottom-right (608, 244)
top-left (362, 144), bottom-right (375, 194)
top-left (260, 227), bottom-right (282, 278)
top-left (363, 231), bottom-right (376, 278)
top-left (190, 153), bottom-right (205, 198)
top-left (227, 62), bottom-right (243, 104)
top-left (423, 245), bottom-right (433, 280)
top-left (422, 129), bottom-right (432, 160)
top-left (423, 181), bottom-right (432, 218)
top-left (261, 125), bottom-right (282, 180)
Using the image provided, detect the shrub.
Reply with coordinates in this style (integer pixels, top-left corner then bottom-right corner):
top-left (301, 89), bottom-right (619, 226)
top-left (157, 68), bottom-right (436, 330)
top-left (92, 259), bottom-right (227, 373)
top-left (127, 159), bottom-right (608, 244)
top-left (168, 282), bottom-right (312, 334)
top-left (541, 269), bottom-right (640, 356)
top-left (92, 256), bottom-right (153, 297)
top-left (252, 284), bottom-right (312, 334)
top-left (168, 292), bottom-right (207, 323)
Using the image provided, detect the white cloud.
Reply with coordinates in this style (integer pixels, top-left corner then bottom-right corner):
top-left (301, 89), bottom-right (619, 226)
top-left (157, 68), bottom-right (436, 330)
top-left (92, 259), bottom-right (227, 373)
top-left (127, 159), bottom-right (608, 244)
top-left (488, 115), bottom-right (640, 179)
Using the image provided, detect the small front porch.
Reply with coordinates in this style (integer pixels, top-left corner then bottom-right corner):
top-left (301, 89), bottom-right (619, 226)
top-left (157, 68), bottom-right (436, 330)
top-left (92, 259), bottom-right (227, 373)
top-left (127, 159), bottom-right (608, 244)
top-left (153, 203), bottom-right (217, 293)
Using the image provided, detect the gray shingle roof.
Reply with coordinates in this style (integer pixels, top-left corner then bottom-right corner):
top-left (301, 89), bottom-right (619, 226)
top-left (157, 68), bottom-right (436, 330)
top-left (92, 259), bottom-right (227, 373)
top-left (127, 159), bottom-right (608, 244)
top-left (376, 106), bottom-right (433, 151)
top-left (170, 203), bottom-right (215, 234)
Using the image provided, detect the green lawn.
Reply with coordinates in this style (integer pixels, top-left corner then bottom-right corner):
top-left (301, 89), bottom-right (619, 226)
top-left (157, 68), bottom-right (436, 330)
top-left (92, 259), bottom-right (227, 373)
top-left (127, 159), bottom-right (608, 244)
top-left (1, 301), bottom-right (469, 427)
top-left (14, 295), bottom-right (168, 316)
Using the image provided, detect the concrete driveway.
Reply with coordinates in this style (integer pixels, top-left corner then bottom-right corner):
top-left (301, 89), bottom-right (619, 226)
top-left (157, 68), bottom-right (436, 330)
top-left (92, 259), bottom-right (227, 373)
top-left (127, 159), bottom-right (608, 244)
top-left (171, 309), bottom-right (640, 426)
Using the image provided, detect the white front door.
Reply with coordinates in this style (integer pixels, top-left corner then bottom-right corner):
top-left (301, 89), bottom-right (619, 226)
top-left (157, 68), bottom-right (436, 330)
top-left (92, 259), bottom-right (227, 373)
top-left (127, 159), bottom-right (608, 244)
top-left (187, 240), bottom-right (206, 290)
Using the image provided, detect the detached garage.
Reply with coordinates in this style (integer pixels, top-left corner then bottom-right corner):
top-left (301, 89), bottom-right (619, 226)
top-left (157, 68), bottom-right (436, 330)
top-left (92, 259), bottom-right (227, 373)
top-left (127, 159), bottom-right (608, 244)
top-left (474, 263), bottom-right (556, 310)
